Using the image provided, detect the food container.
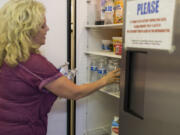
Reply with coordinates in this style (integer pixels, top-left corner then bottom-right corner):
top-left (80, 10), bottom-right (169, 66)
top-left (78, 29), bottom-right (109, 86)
top-left (112, 37), bottom-right (122, 55)
top-left (102, 40), bottom-right (112, 51)
top-left (104, 0), bottom-right (114, 24)
top-left (114, 0), bottom-right (124, 24)
top-left (95, 0), bottom-right (106, 25)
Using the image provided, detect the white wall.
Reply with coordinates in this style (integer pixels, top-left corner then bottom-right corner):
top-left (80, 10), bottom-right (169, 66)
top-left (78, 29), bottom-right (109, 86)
top-left (0, 0), bottom-right (67, 135)
top-left (39, 0), bottom-right (67, 68)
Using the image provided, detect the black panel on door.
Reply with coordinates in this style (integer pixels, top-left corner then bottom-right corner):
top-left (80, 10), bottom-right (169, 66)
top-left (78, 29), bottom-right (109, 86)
top-left (124, 51), bottom-right (147, 120)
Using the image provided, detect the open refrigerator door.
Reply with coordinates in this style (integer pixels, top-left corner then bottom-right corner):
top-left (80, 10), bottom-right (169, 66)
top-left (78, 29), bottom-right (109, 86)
top-left (76, 0), bottom-right (124, 134)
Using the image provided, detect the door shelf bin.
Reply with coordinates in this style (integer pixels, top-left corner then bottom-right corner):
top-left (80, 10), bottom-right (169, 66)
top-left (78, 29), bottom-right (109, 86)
top-left (84, 51), bottom-right (122, 59)
top-left (85, 24), bottom-right (123, 30)
top-left (85, 126), bottom-right (110, 135)
top-left (100, 88), bottom-right (120, 99)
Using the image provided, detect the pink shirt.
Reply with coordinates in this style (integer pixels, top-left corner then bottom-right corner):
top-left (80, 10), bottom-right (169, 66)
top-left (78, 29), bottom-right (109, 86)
top-left (0, 54), bottom-right (63, 135)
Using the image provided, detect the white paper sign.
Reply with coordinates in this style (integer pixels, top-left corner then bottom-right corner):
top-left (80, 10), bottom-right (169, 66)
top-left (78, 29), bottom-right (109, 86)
top-left (125, 0), bottom-right (176, 50)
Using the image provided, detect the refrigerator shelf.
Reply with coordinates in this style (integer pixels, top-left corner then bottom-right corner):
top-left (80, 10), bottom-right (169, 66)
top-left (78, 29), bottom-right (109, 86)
top-left (85, 24), bottom-right (123, 29)
top-left (99, 88), bottom-right (120, 99)
top-left (85, 126), bottom-right (110, 135)
top-left (84, 51), bottom-right (122, 59)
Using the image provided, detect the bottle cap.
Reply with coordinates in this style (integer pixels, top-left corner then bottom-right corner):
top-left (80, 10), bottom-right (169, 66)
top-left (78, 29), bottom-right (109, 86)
top-left (114, 116), bottom-right (119, 121)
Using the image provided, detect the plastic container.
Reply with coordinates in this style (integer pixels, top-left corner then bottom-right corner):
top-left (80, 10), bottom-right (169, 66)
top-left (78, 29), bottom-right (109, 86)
top-left (104, 0), bottom-right (114, 24)
top-left (59, 62), bottom-right (69, 76)
top-left (112, 37), bottom-right (123, 55)
top-left (89, 56), bottom-right (98, 82)
top-left (102, 40), bottom-right (112, 51)
top-left (67, 69), bottom-right (77, 81)
top-left (95, 0), bottom-right (106, 25)
top-left (97, 58), bottom-right (107, 80)
top-left (87, 0), bottom-right (96, 25)
top-left (114, 0), bottom-right (124, 24)
top-left (59, 62), bottom-right (77, 81)
top-left (106, 59), bottom-right (120, 93)
top-left (111, 116), bottom-right (119, 135)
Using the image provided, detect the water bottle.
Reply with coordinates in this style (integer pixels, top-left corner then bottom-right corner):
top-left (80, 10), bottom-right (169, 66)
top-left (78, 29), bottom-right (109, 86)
top-left (107, 59), bottom-right (120, 93)
top-left (113, 59), bottom-right (120, 94)
top-left (106, 58), bottom-right (115, 92)
top-left (97, 58), bottom-right (107, 80)
top-left (89, 57), bottom-right (98, 82)
top-left (59, 62), bottom-right (69, 76)
top-left (59, 62), bottom-right (77, 81)
top-left (67, 69), bottom-right (77, 81)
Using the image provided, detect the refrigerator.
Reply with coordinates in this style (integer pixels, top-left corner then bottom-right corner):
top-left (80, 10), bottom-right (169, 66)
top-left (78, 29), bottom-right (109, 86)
top-left (75, 0), bottom-right (180, 135)
top-left (119, 0), bottom-right (180, 135)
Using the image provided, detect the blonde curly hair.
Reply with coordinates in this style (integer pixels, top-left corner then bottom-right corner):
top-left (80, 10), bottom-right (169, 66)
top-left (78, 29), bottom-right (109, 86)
top-left (0, 0), bottom-right (46, 67)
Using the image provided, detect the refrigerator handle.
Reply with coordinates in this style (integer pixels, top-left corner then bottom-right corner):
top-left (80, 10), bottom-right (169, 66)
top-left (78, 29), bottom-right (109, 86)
top-left (124, 51), bottom-right (147, 120)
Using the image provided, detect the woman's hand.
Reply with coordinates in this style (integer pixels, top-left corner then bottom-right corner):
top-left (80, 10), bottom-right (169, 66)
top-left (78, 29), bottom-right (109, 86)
top-left (100, 68), bottom-right (121, 85)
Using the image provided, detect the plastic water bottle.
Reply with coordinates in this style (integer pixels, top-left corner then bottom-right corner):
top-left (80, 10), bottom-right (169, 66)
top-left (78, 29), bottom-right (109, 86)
top-left (97, 58), bottom-right (107, 80)
top-left (113, 60), bottom-right (120, 94)
top-left (59, 62), bottom-right (77, 81)
top-left (106, 59), bottom-right (120, 93)
top-left (59, 62), bottom-right (69, 76)
top-left (89, 57), bottom-right (98, 82)
top-left (67, 69), bottom-right (77, 81)
top-left (106, 58), bottom-right (115, 92)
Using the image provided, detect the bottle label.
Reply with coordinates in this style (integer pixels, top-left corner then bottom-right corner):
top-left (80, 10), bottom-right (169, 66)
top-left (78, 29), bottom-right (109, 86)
top-left (101, 0), bottom-right (106, 20)
top-left (112, 127), bottom-right (119, 134)
top-left (102, 44), bottom-right (105, 50)
top-left (98, 69), bottom-right (107, 74)
top-left (104, 45), bottom-right (110, 51)
top-left (91, 66), bottom-right (97, 71)
top-left (105, 5), bottom-right (113, 12)
top-left (115, 44), bottom-right (122, 55)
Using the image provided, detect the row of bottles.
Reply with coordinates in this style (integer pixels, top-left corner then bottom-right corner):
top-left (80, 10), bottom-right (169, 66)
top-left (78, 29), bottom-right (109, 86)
top-left (88, 56), bottom-right (120, 94)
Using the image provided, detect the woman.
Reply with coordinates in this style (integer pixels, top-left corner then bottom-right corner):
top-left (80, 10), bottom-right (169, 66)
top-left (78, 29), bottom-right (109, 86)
top-left (0, 0), bottom-right (120, 135)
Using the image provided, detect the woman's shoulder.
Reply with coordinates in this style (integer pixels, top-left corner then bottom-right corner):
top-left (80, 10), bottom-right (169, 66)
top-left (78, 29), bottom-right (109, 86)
top-left (28, 53), bottom-right (48, 63)
top-left (20, 53), bottom-right (57, 72)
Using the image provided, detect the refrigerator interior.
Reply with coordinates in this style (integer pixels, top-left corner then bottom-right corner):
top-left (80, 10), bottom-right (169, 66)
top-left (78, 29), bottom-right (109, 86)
top-left (76, 0), bottom-right (122, 134)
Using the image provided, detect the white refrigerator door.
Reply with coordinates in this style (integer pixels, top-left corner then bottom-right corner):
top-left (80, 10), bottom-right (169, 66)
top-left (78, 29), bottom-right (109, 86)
top-left (76, 0), bottom-right (88, 134)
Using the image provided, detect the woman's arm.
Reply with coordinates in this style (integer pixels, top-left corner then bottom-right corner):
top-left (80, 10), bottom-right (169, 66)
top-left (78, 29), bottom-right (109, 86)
top-left (45, 68), bottom-right (120, 100)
